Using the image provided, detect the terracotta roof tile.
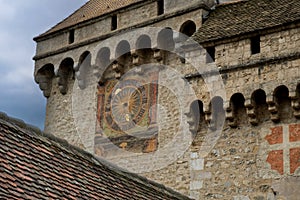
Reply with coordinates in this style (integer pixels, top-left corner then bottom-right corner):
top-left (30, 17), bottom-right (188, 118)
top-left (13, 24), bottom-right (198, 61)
top-left (0, 112), bottom-right (191, 200)
top-left (193, 0), bottom-right (300, 44)
top-left (38, 0), bottom-right (144, 38)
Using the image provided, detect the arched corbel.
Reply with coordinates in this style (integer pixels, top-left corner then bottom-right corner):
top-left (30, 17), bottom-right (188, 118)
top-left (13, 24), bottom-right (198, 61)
top-left (35, 64), bottom-right (55, 98)
top-left (266, 94), bottom-right (280, 122)
top-left (245, 99), bottom-right (258, 126)
top-left (290, 90), bottom-right (300, 118)
top-left (186, 109), bottom-right (197, 135)
top-left (131, 49), bottom-right (146, 75)
top-left (225, 101), bottom-right (237, 128)
top-left (58, 70), bottom-right (70, 95)
top-left (131, 49), bottom-right (145, 66)
top-left (93, 64), bottom-right (101, 79)
top-left (204, 105), bottom-right (212, 126)
top-left (153, 48), bottom-right (163, 63)
top-left (74, 62), bottom-right (86, 89)
top-left (112, 60), bottom-right (124, 79)
top-left (58, 58), bottom-right (74, 95)
top-left (93, 60), bottom-right (111, 80)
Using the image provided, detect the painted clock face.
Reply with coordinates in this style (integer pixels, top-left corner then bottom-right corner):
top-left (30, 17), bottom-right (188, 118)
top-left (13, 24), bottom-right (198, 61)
top-left (104, 79), bottom-right (149, 134)
top-left (95, 70), bottom-right (159, 155)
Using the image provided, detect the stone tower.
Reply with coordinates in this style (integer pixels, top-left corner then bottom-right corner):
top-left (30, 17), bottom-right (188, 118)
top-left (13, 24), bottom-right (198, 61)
top-left (33, 0), bottom-right (300, 199)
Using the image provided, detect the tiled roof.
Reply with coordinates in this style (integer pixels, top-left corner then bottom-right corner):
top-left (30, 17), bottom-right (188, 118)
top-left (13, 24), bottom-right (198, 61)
top-left (38, 0), bottom-right (143, 38)
top-left (193, 0), bottom-right (300, 44)
top-left (0, 112), bottom-right (191, 200)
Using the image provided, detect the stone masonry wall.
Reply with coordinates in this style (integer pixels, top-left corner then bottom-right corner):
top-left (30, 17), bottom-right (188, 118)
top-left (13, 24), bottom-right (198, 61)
top-left (36, 32), bottom-right (69, 56)
top-left (34, 2), bottom-right (300, 199)
top-left (215, 27), bottom-right (300, 69)
top-left (118, 2), bottom-right (158, 29)
top-left (183, 27), bottom-right (300, 199)
top-left (76, 17), bottom-right (112, 43)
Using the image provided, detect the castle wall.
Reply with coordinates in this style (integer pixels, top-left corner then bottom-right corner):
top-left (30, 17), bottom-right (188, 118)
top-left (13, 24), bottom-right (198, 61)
top-left (76, 18), bottom-right (112, 43)
top-left (35, 32), bottom-right (69, 55)
top-left (38, 25), bottom-right (300, 199)
top-left (33, 1), bottom-right (300, 200)
top-left (188, 58), bottom-right (300, 199)
top-left (215, 27), bottom-right (300, 68)
top-left (34, 4), bottom-right (203, 60)
top-left (165, 0), bottom-right (214, 12)
top-left (118, 2), bottom-right (158, 29)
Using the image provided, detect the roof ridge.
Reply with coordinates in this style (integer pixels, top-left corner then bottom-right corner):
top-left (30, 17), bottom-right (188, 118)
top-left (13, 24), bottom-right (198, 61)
top-left (0, 111), bottom-right (192, 199)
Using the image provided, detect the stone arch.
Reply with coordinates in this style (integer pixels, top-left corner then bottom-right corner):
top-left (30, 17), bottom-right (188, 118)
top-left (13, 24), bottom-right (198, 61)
top-left (157, 27), bottom-right (175, 51)
top-left (133, 35), bottom-right (153, 65)
top-left (35, 64), bottom-right (55, 98)
top-left (230, 93), bottom-right (248, 126)
top-left (187, 100), bottom-right (205, 135)
top-left (251, 89), bottom-right (269, 124)
top-left (58, 57), bottom-right (74, 95)
top-left (274, 85), bottom-right (293, 122)
top-left (209, 96), bottom-right (225, 130)
top-left (78, 51), bottom-right (91, 67)
top-left (136, 34), bottom-right (152, 49)
top-left (115, 40), bottom-right (131, 58)
top-left (114, 40), bottom-right (132, 78)
top-left (76, 51), bottom-right (92, 89)
top-left (296, 83), bottom-right (300, 97)
top-left (96, 47), bottom-right (111, 68)
top-left (179, 20), bottom-right (197, 41)
top-left (293, 83), bottom-right (300, 118)
top-left (95, 47), bottom-right (111, 83)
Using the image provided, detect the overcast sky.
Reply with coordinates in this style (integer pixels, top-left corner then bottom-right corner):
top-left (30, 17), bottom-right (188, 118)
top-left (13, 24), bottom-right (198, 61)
top-left (0, 0), bottom-right (87, 129)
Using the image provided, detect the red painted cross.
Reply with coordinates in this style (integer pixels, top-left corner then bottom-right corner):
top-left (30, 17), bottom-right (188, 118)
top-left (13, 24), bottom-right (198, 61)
top-left (265, 124), bottom-right (300, 175)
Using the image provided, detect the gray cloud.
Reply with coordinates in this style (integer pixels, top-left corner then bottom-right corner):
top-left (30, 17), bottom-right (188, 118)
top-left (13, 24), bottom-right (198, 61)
top-left (0, 0), bottom-right (87, 129)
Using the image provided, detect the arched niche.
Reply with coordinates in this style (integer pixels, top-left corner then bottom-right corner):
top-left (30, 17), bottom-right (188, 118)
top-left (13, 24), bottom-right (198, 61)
top-left (187, 100), bottom-right (204, 135)
top-left (115, 40), bottom-right (131, 58)
top-left (157, 27), bottom-right (175, 51)
top-left (209, 96), bottom-right (225, 130)
top-left (77, 51), bottom-right (92, 89)
top-left (136, 35), bottom-right (152, 49)
top-left (230, 93), bottom-right (248, 126)
top-left (95, 47), bottom-right (111, 84)
top-left (35, 64), bottom-right (55, 97)
top-left (96, 47), bottom-right (111, 68)
top-left (134, 35), bottom-right (153, 63)
top-left (58, 57), bottom-right (74, 95)
top-left (294, 83), bottom-right (300, 118)
top-left (179, 20), bottom-right (196, 41)
top-left (274, 85), bottom-right (293, 122)
top-left (251, 89), bottom-right (269, 124)
top-left (113, 40), bottom-right (132, 77)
